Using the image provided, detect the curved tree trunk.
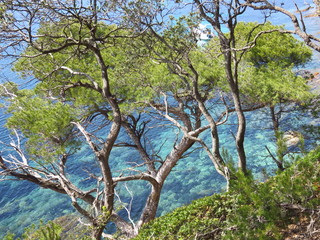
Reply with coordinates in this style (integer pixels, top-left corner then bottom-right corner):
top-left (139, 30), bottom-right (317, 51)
top-left (194, 0), bottom-right (247, 176)
top-left (137, 136), bottom-right (196, 230)
top-left (223, 40), bottom-right (247, 175)
top-left (230, 87), bottom-right (247, 174)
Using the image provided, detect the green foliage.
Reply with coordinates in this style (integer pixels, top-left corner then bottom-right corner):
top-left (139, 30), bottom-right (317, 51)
top-left (225, 173), bottom-right (283, 240)
top-left (12, 21), bottom-right (151, 113)
top-left (202, 21), bottom-right (313, 105)
top-left (134, 193), bottom-right (235, 240)
top-left (3, 233), bottom-right (16, 240)
top-left (111, 14), bottom-right (225, 109)
top-left (15, 19), bottom-right (309, 118)
top-left (5, 90), bottom-right (79, 162)
top-left (232, 22), bottom-right (313, 105)
top-left (13, 23), bottom-right (118, 106)
top-left (224, 147), bottom-right (320, 239)
top-left (221, 147), bottom-right (236, 171)
top-left (3, 221), bottom-right (62, 240)
top-left (270, 147), bottom-right (320, 208)
top-left (237, 22), bottom-right (312, 68)
top-left (134, 148), bottom-right (320, 240)
top-left (11, 19), bottom-right (195, 114)
top-left (240, 62), bottom-right (312, 105)
top-left (22, 221), bottom-right (62, 240)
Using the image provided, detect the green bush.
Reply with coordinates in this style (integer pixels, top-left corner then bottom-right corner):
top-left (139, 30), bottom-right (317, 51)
top-left (134, 193), bottom-right (236, 240)
top-left (223, 147), bottom-right (320, 239)
top-left (135, 147), bottom-right (320, 240)
top-left (3, 221), bottom-right (61, 240)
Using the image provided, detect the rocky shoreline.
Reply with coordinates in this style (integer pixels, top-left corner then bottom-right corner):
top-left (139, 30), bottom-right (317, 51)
top-left (305, 69), bottom-right (320, 94)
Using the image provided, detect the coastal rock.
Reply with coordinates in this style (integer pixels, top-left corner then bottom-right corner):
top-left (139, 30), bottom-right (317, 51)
top-left (283, 131), bottom-right (301, 147)
top-left (307, 71), bottom-right (320, 94)
top-left (296, 70), bottom-right (314, 79)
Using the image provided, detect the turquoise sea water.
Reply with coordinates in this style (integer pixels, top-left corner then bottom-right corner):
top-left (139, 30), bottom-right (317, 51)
top-left (0, 1), bottom-right (319, 237)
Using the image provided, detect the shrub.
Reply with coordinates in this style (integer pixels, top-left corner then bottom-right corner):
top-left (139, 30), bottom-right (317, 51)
top-left (135, 148), bottom-right (320, 240)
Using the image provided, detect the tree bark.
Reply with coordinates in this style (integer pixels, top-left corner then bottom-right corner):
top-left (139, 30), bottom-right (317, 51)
top-left (137, 182), bottom-right (162, 229)
top-left (194, 0), bottom-right (247, 176)
top-left (270, 105), bottom-right (279, 134)
top-left (314, 0), bottom-right (320, 16)
top-left (91, 224), bottom-right (106, 240)
top-left (229, 81), bottom-right (247, 174)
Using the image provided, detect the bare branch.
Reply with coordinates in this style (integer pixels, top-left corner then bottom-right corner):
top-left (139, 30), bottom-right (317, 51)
top-left (61, 66), bottom-right (101, 91)
top-left (72, 121), bottom-right (100, 154)
top-left (114, 184), bottom-right (138, 234)
top-left (113, 173), bottom-right (158, 186)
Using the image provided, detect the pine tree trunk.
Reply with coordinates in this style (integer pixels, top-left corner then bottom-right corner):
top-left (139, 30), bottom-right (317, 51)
top-left (137, 183), bottom-right (162, 228)
top-left (314, 0), bottom-right (320, 16)
top-left (91, 225), bottom-right (105, 240)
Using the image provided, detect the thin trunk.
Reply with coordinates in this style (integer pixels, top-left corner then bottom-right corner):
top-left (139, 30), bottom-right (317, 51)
top-left (270, 105), bottom-right (279, 134)
top-left (195, 0), bottom-right (247, 175)
top-left (269, 106), bottom-right (285, 171)
top-left (188, 56), bottom-right (231, 181)
top-left (91, 224), bottom-right (105, 240)
top-left (224, 51), bottom-right (247, 175)
top-left (196, 98), bottom-right (229, 179)
top-left (232, 89), bottom-right (247, 174)
top-left (227, 11), bottom-right (247, 175)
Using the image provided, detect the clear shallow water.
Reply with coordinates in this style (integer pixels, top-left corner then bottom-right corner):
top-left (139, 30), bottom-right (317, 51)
top-left (0, 105), bottom-right (318, 236)
top-left (0, 1), bottom-right (319, 237)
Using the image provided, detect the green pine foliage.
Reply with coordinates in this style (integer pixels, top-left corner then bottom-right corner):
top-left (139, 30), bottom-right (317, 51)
top-left (236, 22), bottom-right (313, 106)
top-left (134, 193), bottom-right (235, 240)
top-left (4, 221), bottom-right (62, 240)
top-left (236, 22), bottom-right (312, 68)
top-left (3, 218), bottom-right (92, 240)
top-left (5, 92), bottom-right (79, 162)
top-left (134, 147), bottom-right (320, 240)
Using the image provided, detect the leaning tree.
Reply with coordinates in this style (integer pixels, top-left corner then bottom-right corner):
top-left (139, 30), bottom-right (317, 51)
top-left (0, 0), bottom-right (202, 239)
top-left (0, 0), bottom-right (233, 238)
top-left (0, 1), bottom-right (317, 239)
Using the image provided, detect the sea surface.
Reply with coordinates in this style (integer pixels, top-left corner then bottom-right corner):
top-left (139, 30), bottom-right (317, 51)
top-left (0, 1), bottom-right (319, 237)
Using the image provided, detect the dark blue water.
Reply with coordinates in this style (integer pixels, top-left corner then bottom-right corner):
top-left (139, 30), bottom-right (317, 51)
top-left (0, 1), bottom-right (319, 237)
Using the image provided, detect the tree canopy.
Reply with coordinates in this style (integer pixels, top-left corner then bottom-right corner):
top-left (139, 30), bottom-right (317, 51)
top-left (0, 0), bottom-right (318, 239)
